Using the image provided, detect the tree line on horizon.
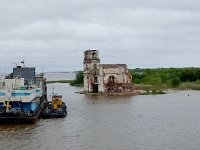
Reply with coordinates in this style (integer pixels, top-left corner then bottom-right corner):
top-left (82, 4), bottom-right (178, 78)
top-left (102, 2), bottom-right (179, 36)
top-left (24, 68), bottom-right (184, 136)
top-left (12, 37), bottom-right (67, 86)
top-left (130, 67), bottom-right (200, 87)
top-left (71, 68), bottom-right (200, 88)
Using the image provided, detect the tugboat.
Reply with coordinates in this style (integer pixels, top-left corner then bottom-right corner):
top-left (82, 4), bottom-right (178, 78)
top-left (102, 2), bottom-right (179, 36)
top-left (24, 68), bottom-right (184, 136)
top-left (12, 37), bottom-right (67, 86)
top-left (0, 63), bottom-right (47, 124)
top-left (41, 94), bottom-right (67, 118)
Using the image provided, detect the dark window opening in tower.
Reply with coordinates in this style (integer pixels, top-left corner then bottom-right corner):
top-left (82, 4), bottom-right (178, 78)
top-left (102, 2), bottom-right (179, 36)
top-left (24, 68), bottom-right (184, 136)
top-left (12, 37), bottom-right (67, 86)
top-left (85, 64), bottom-right (88, 70)
top-left (94, 64), bottom-right (97, 70)
top-left (92, 53), bottom-right (96, 59)
top-left (85, 52), bottom-right (89, 60)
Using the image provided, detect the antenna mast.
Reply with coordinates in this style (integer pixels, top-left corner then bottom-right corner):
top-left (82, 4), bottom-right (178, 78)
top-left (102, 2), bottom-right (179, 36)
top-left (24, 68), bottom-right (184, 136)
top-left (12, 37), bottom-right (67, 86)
top-left (21, 60), bottom-right (25, 67)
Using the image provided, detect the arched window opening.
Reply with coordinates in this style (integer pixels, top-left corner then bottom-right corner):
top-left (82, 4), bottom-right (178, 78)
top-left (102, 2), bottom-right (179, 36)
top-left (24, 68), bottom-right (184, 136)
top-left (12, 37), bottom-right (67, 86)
top-left (92, 53), bottom-right (96, 59)
top-left (108, 76), bottom-right (115, 83)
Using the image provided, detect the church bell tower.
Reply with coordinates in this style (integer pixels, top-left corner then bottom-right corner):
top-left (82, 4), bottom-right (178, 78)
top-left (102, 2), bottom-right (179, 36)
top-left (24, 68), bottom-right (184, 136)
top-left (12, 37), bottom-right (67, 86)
top-left (83, 50), bottom-right (100, 93)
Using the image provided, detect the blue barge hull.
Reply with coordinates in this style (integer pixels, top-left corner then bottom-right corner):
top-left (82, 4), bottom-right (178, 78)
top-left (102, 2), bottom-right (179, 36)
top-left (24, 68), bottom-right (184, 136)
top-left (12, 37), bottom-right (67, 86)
top-left (0, 99), bottom-right (46, 124)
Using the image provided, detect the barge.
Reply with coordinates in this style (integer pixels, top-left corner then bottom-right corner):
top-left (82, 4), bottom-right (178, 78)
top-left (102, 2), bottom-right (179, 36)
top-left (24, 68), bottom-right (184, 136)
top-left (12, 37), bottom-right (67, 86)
top-left (0, 64), bottom-right (47, 123)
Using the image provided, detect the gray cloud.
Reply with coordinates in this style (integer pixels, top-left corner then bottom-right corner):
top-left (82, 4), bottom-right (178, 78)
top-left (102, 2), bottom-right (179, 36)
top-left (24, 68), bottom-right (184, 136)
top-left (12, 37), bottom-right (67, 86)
top-left (0, 0), bottom-right (200, 72)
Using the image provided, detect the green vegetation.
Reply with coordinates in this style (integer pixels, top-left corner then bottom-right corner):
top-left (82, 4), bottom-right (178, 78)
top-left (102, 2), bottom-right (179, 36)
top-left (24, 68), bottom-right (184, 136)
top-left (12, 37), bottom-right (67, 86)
top-left (130, 68), bottom-right (200, 90)
top-left (178, 81), bottom-right (200, 90)
top-left (70, 71), bottom-right (84, 86)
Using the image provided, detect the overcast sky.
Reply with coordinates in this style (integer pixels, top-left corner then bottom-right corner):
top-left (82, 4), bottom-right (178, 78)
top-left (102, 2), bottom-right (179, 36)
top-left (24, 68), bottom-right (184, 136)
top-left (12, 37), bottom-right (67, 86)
top-left (0, 0), bottom-right (200, 72)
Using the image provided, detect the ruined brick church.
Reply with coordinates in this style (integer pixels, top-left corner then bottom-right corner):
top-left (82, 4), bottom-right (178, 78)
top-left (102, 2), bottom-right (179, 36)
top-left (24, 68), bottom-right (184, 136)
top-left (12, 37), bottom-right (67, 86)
top-left (83, 50), bottom-right (138, 95)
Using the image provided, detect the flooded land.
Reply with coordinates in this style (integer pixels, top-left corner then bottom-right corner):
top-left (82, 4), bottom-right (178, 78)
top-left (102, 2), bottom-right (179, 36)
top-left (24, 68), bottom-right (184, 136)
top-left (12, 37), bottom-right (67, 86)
top-left (0, 73), bottom-right (200, 150)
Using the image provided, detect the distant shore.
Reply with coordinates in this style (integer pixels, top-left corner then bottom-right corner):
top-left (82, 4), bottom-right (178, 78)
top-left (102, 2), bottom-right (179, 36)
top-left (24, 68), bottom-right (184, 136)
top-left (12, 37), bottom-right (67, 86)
top-left (46, 80), bottom-right (73, 84)
top-left (47, 80), bottom-right (200, 90)
top-left (47, 80), bottom-right (200, 95)
top-left (46, 80), bottom-right (83, 86)
top-left (46, 68), bottom-right (200, 95)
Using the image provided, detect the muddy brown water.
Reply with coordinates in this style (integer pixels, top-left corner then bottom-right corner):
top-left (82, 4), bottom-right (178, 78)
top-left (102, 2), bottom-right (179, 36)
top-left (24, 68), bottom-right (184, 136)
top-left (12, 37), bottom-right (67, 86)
top-left (1, 82), bottom-right (200, 150)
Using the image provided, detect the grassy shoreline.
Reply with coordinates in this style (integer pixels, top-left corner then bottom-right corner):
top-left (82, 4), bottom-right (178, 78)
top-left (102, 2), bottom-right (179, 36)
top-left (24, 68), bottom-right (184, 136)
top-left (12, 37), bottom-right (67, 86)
top-left (135, 81), bottom-right (200, 95)
top-left (47, 80), bottom-right (200, 95)
top-left (135, 81), bottom-right (200, 91)
top-left (47, 68), bottom-right (200, 95)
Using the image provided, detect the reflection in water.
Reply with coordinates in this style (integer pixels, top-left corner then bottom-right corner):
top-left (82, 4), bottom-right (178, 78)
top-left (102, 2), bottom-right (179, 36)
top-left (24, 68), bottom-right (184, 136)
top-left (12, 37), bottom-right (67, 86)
top-left (1, 82), bottom-right (200, 150)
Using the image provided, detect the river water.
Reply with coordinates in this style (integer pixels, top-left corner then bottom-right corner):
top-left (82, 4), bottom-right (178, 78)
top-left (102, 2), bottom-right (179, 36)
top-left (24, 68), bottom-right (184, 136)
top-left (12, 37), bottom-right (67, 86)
top-left (1, 73), bottom-right (200, 150)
